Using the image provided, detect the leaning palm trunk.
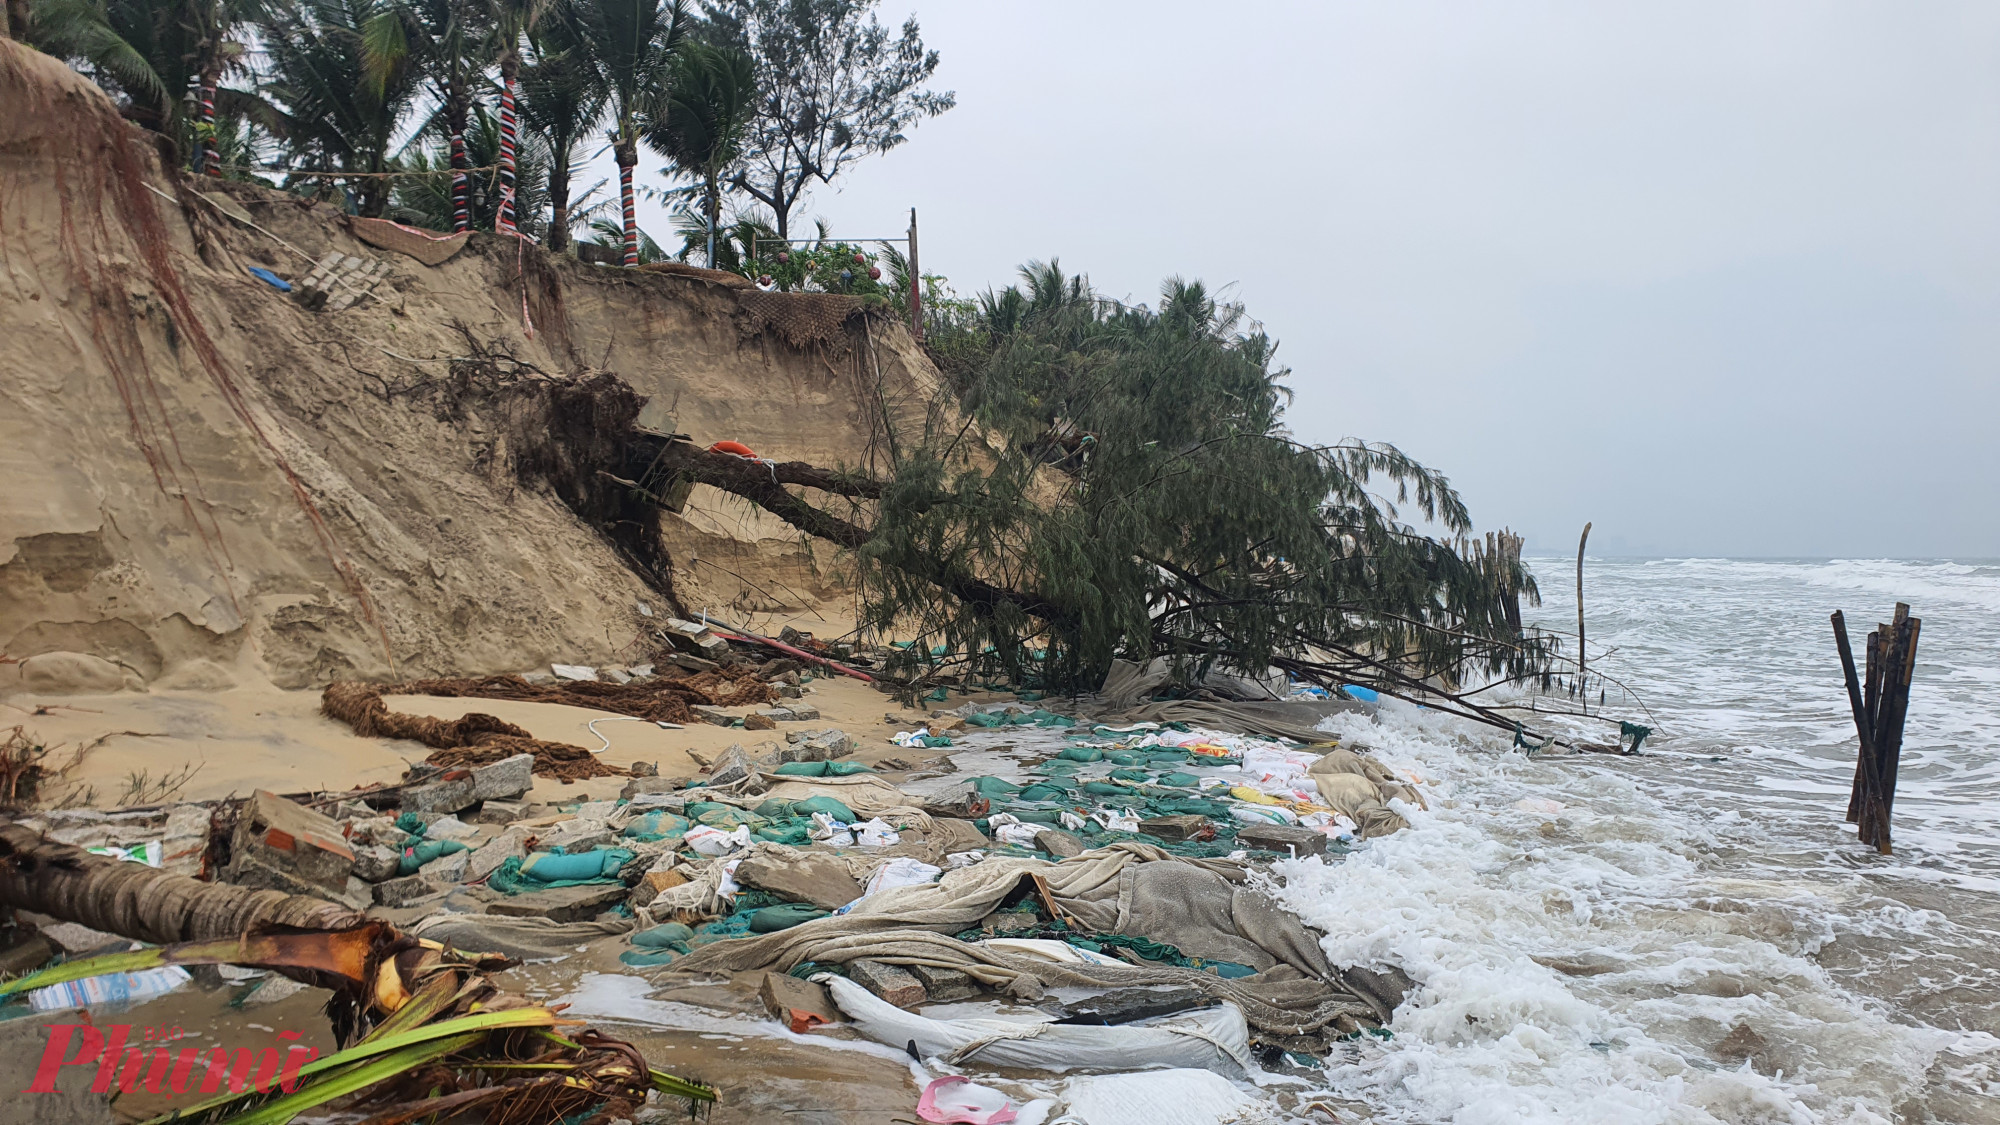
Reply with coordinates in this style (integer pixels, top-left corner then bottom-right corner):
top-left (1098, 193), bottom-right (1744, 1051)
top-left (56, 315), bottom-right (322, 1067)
top-left (0, 822), bottom-right (357, 941)
top-left (0, 822), bottom-right (715, 1122)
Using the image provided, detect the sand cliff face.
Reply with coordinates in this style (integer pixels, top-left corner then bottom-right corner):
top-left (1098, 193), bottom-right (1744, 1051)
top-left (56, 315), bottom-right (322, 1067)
top-left (0, 40), bottom-right (940, 693)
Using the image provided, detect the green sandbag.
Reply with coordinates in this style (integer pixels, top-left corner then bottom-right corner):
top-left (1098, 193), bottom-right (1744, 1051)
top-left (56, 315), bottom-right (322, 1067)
top-left (487, 847), bottom-right (637, 895)
top-left (1036, 759), bottom-right (1081, 776)
top-left (964, 711), bottom-right (1007, 728)
top-left (754, 823), bottom-right (814, 846)
top-left (623, 811), bottom-right (690, 842)
top-left (968, 776), bottom-right (1023, 796)
top-left (1104, 750), bottom-right (1147, 767)
top-left (1148, 797), bottom-right (1234, 818)
top-left (1146, 749), bottom-right (1191, 764)
top-left (695, 807), bottom-right (763, 831)
top-left (632, 923), bottom-right (695, 948)
top-left (793, 795), bottom-right (856, 821)
top-left (520, 848), bottom-right (633, 882)
top-left (755, 798), bottom-right (796, 818)
top-left (1081, 781), bottom-right (1130, 797)
top-left (747, 903), bottom-right (828, 933)
top-left (1108, 768), bottom-right (1151, 782)
top-left (618, 949), bottom-right (681, 967)
top-left (1156, 771), bottom-right (1203, 788)
top-left (682, 801), bottom-right (731, 819)
top-left (398, 839), bottom-right (468, 875)
top-left (1008, 809), bottom-right (1064, 826)
top-left (772, 760), bottom-right (875, 777)
top-left (1056, 746), bottom-right (1103, 763)
top-left (1017, 783), bottom-right (1069, 802)
top-left (395, 812), bottom-right (427, 836)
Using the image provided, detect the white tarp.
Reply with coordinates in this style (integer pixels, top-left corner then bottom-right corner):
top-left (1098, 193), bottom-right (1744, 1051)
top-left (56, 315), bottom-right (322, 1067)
top-left (823, 976), bottom-right (1251, 1073)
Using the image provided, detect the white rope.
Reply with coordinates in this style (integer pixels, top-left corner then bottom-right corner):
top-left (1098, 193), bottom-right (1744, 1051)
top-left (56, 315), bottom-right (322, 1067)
top-left (585, 715), bottom-right (648, 753)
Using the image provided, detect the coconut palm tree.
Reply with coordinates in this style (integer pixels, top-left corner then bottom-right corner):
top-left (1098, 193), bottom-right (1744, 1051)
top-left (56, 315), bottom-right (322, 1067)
top-left (28, 0), bottom-right (264, 171)
top-left (642, 38), bottom-right (752, 269)
top-left (361, 0), bottom-right (489, 230)
top-left (519, 3), bottom-right (606, 251)
top-left (572, 0), bottom-right (687, 266)
top-left (261, 0), bottom-right (420, 216)
top-left (484, 0), bottom-right (547, 234)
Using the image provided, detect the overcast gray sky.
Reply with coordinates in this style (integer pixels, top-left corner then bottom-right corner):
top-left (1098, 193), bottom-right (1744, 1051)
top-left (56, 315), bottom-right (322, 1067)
top-left (622, 1), bottom-right (2000, 557)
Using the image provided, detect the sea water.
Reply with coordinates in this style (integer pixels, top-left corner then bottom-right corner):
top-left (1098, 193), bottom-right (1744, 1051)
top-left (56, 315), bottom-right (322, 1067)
top-left (1278, 558), bottom-right (2000, 1123)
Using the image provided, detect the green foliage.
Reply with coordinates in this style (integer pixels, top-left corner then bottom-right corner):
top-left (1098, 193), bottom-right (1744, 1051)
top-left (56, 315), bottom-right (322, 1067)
top-left (697, 0), bottom-right (952, 238)
top-left (390, 103), bottom-right (550, 233)
top-left (642, 38), bottom-right (754, 266)
top-left (259, 0), bottom-right (422, 215)
top-left (29, 0), bottom-right (261, 132)
top-left (753, 235), bottom-right (889, 293)
top-left (858, 262), bottom-right (1545, 696)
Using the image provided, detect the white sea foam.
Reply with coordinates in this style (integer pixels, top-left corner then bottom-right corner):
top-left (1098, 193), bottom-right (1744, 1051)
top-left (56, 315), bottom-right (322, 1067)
top-left (1270, 703), bottom-right (1996, 1123)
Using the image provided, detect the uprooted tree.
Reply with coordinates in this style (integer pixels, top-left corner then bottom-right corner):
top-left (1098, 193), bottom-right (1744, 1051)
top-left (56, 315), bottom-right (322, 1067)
top-left (607, 263), bottom-right (1561, 727)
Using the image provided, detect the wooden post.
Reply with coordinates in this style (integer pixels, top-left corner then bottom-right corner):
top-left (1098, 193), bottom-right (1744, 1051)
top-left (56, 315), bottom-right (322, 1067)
top-left (1835, 603), bottom-right (1919, 854)
top-left (1575, 522), bottom-right (1591, 714)
top-left (907, 207), bottom-right (923, 342)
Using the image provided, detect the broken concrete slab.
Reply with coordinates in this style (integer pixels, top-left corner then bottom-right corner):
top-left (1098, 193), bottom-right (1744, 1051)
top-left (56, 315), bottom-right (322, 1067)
top-left (1137, 814), bottom-right (1211, 842)
top-left (848, 959), bottom-right (926, 1008)
top-left (230, 790), bottom-right (354, 891)
top-left (743, 713), bottom-right (777, 731)
top-left (707, 745), bottom-right (754, 786)
top-left (401, 774), bottom-right (477, 815)
top-left (690, 705), bottom-right (736, 727)
top-left (420, 849), bottom-right (470, 886)
top-left (1053, 986), bottom-right (1211, 1025)
top-left (1233, 822), bottom-right (1328, 857)
top-left (353, 844), bottom-right (401, 882)
top-left (782, 705), bottom-right (821, 721)
top-left (733, 853), bottom-right (865, 911)
top-left (465, 831), bottom-right (526, 883)
top-left (467, 799), bottom-right (532, 825)
top-left (372, 874), bottom-right (438, 907)
top-left (981, 911), bottom-right (1041, 936)
top-left (484, 883), bottom-right (628, 923)
top-left (560, 830), bottom-right (617, 855)
top-left (907, 963), bottom-right (979, 1003)
top-left (759, 971), bottom-right (839, 1033)
top-left (1034, 829), bottom-right (1086, 858)
top-left (663, 652), bottom-right (720, 673)
top-left (468, 754), bottom-right (535, 802)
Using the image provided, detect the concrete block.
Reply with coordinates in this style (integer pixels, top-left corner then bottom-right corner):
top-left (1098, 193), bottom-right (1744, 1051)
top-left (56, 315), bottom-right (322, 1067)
top-left (468, 754), bottom-right (535, 802)
top-left (1054, 986), bottom-right (1210, 1025)
top-left (708, 745), bottom-right (754, 786)
top-left (1233, 822), bottom-right (1328, 857)
top-left (907, 963), bottom-right (979, 1003)
top-left (848, 959), bottom-right (926, 1008)
top-left (231, 790), bottom-right (354, 891)
top-left (620, 776), bottom-right (685, 801)
top-left (1034, 828), bottom-right (1086, 858)
top-left (734, 853), bottom-right (865, 911)
top-left (484, 883), bottom-right (628, 923)
top-left (401, 775), bottom-right (476, 815)
top-left (420, 849), bottom-right (469, 885)
top-left (1138, 814), bottom-right (1212, 842)
top-left (759, 972), bottom-right (838, 1032)
top-left (353, 844), bottom-right (401, 882)
top-left (372, 874), bottom-right (437, 907)
top-left (465, 831), bottom-right (526, 883)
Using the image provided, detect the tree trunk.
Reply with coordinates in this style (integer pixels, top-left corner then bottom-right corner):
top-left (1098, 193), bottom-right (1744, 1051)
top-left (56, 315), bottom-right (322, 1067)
top-left (496, 49), bottom-right (519, 234)
top-left (617, 133), bottom-right (638, 266)
top-left (705, 172), bottom-right (719, 268)
top-left (0, 822), bottom-right (360, 944)
top-left (197, 64), bottom-right (221, 176)
top-left (547, 152), bottom-right (571, 253)
top-left (448, 86), bottom-right (470, 233)
top-left (4, 0), bottom-right (29, 41)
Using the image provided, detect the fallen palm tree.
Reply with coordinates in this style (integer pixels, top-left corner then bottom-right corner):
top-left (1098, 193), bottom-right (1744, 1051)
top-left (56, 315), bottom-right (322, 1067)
top-left (0, 822), bottom-right (714, 1122)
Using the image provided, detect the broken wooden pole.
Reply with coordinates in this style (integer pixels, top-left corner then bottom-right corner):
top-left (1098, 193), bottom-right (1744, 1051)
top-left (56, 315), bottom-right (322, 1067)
top-left (1833, 603), bottom-right (1919, 854)
top-left (1575, 521), bottom-right (1591, 715)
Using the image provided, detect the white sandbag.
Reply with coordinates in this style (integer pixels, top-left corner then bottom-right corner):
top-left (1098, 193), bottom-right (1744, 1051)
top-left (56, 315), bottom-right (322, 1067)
top-left (980, 938), bottom-right (1125, 967)
top-left (1057, 1069), bottom-right (1255, 1125)
top-left (824, 976), bottom-right (1250, 1073)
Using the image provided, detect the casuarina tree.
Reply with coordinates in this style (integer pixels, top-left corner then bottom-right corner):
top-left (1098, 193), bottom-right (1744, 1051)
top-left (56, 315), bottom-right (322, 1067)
top-left (699, 0), bottom-right (952, 242)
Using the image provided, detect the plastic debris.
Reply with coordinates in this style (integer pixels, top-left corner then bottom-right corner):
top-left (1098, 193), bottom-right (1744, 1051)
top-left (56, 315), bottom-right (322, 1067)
top-left (918, 1076), bottom-right (1018, 1124)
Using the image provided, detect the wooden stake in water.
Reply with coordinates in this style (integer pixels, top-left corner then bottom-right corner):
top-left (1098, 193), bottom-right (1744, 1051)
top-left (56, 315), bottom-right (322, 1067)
top-left (1576, 522), bottom-right (1591, 715)
top-left (1832, 603), bottom-right (1920, 854)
